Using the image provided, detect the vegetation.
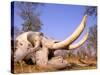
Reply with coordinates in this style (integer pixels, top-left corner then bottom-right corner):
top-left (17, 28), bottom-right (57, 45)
top-left (84, 6), bottom-right (97, 17)
top-left (13, 5), bottom-right (97, 73)
top-left (16, 2), bottom-right (43, 32)
top-left (14, 56), bottom-right (96, 73)
top-left (85, 6), bottom-right (97, 58)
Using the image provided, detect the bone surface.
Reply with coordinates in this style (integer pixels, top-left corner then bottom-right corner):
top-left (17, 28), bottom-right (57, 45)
top-left (13, 15), bottom-right (88, 70)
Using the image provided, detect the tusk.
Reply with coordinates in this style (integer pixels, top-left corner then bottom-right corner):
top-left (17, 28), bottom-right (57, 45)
top-left (50, 14), bottom-right (88, 49)
top-left (68, 32), bottom-right (88, 50)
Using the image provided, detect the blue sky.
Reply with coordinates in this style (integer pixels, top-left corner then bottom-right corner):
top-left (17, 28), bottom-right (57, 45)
top-left (14, 2), bottom-right (97, 41)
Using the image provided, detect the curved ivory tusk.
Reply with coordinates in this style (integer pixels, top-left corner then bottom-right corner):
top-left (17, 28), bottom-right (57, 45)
top-left (50, 14), bottom-right (88, 49)
top-left (68, 32), bottom-right (88, 50)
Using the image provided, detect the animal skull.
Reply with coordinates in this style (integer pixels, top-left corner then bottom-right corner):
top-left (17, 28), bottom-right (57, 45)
top-left (14, 31), bottom-right (43, 62)
top-left (13, 15), bottom-right (88, 69)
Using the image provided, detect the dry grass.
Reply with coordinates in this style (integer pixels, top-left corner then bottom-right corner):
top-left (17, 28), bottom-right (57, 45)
top-left (13, 57), bottom-right (97, 74)
top-left (14, 62), bottom-right (57, 73)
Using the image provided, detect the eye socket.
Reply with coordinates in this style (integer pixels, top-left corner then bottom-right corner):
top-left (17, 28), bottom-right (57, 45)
top-left (20, 43), bottom-right (23, 46)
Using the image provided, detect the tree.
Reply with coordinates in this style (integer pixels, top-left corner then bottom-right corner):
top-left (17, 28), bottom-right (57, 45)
top-left (84, 6), bottom-right (97, 58)
top-left (84, 6), bottom-right (97, 17)
top-left (87, 25), bottom-right (97, 58)
top-left (15, 2), bottom-right (43, 32)
top-left (14, 26), bottom-right (20, 39)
